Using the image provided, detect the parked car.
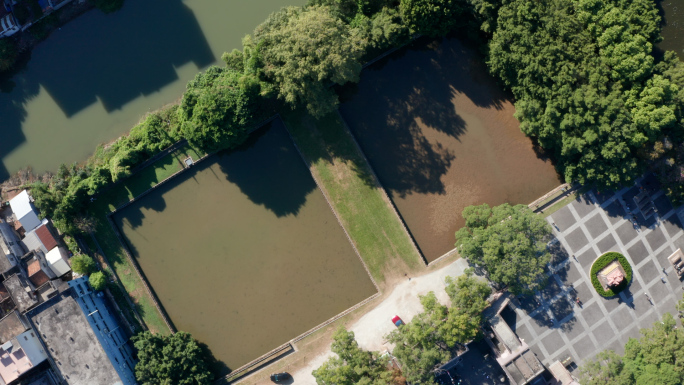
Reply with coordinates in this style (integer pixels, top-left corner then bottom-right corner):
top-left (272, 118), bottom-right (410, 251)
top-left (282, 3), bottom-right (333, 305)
top-left (391, 315), bottom-right (404, 327)
top-left (270, 372), bottom-right (291, 383)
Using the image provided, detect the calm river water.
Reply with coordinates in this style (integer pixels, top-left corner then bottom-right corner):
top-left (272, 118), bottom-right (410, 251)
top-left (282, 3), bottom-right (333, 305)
top-left (0, 0), bottom-right (303, 180)
top-left (114, 120), bottom-right (376, 371)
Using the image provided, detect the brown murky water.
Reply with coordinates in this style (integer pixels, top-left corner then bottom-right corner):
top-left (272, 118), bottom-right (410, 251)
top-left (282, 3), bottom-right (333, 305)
top-left (659, 0), bottom-right (684, 55)
top-left (339, 37), bottom-right (562, 262)
top-left (113, 120), bottom-right (376, 371)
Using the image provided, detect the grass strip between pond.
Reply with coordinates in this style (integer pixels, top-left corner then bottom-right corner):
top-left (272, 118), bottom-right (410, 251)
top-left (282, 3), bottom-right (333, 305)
top-left (282, 109), bottom-right (423, 284)
top-left (87, 143), bottom-right (203, 335)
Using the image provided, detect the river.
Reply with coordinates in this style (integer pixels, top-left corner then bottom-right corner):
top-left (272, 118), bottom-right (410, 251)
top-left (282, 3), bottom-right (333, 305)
top-left (0, 0), bottom-right (303, 180)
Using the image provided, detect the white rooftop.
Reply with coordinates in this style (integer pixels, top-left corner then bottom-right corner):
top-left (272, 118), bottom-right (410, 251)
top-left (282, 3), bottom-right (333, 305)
top-left (46, 248), bottom-right (70, 277)
top-left (9, 191), bottom-right (40, 232)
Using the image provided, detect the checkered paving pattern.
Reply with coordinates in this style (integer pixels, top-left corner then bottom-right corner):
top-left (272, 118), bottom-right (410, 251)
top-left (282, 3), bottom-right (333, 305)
top-left (505, 180), bottom-right (684, 367)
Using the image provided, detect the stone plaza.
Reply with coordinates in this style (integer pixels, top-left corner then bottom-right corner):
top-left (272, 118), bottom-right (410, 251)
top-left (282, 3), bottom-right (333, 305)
top-left (501, 174), bottom-right (684, 368)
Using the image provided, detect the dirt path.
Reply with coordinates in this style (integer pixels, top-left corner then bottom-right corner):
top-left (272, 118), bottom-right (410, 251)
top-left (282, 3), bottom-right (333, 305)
top-left (284, 258), bottom-right (470, 384)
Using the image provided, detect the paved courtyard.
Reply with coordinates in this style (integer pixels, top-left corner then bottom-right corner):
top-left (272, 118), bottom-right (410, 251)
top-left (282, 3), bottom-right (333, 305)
top-left (503, 174), bottom-right (684, 368)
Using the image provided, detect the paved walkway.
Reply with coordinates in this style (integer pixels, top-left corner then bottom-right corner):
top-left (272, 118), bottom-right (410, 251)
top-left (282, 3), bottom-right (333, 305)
top-left (506, 175), bottom-right (684, 368)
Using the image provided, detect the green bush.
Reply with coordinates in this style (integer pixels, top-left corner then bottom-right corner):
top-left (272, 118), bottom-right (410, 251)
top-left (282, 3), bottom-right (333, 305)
top-left (71, 254), bottom-right (97, 276)
top-left (590, 252), bottom-right (633, 297)
top-left (89, 271), bottom-right (107, 291)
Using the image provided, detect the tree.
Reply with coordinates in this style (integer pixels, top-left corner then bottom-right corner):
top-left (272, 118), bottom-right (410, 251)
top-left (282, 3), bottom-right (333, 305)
top-left (455, 203), bottom-right (551, 294)
top-left (71, 254), bottom-right (97, 276)
top-left (132, 331), bottom-right (214, 385)
top-left (247, 5), bottom-right (363, 117)
top-left (0, 38), bottom-right (18, 72)
top-left (89, 271), bottom-right (107, 291)
top-left (399, 0), bottom-right (467, 37)
top-left (386, 292), bottom-right (451, 385)
top-left (178, 66), bottom-right (261, 152)
top-left (485, 0), bottom-right (668, 188)
top-left (442, 270), bottom-right (491, 344)
top-left (352, 7), bottom-right (411, 53)
top-left (580, 313), bottom-right (684, 385)
top-left (313, 327), bottom-right (404, 385)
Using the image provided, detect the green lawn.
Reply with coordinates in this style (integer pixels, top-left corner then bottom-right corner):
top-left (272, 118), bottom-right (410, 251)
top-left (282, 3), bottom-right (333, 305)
top-left (88, 143), bottom-right (203, 334)
top-left (282, 110), bottom-right (422, 284)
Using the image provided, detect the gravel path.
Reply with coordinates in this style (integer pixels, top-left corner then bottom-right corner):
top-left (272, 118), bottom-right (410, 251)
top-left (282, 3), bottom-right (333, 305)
top-left (290, 258), bottom-right (470, 384)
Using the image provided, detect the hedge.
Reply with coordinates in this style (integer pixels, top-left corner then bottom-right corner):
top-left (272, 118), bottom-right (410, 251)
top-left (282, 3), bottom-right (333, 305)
top-left (590, 252), bottom-right (633, 297)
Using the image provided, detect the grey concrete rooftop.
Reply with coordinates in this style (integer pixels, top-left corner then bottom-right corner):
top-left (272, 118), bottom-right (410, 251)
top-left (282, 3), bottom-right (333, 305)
top-left (4, 274), bottom-right (37, 313)
top-left (28, 294), bottom-right (122, 385)
top-left (503, 175), bottom-right (684, 369)
top-left (0, 310), bottom-right (26, 344)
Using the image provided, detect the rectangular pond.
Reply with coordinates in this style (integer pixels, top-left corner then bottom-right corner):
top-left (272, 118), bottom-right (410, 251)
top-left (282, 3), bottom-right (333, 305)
top-left (112, 119), bottom-right (376, 371)
top-left (339, 36), bottom-right (562, 262)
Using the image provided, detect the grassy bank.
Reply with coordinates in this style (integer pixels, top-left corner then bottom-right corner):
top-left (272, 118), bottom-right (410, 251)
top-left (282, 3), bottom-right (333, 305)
top-left (88, 144), bottom-right (202, 334)
top-left (283, 110), bottom-right (422, 284)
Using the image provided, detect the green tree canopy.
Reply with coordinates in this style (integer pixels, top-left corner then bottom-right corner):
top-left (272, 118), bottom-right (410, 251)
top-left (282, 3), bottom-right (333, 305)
top-left (178, 66), bottom-right (261, 152)
top-left (313, 327), bottom-right (403, 385)
top-left (455, 203), bottom-right (551, 294)
top-left (386, 274), bottom-right (490, 385)
top-left (132, 331), bottom-right (213, 385)
top-left (399, 0), bottom-right (467, 37)
top-left (580, 313), bottom-right (684, 385)
top-left (71, 254), bottom-right (97, 276)
top-left (88, 271), bottom-right (107, 291)
top-left (485, 0), bottom-right (671, 188)
top-left (246, 5), bottom-right (363, 117)
top-left (386, 292), bottom-right (451, 385)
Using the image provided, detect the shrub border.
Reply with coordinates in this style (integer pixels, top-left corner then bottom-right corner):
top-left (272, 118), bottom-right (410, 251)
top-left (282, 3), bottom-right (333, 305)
top-left (590, 251), bottom-right (633, 297)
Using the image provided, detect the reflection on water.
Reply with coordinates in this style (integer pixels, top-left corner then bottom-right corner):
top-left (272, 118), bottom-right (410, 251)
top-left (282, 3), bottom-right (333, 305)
top-left (340, 36), bottom-right (562, 262)
top-left (0, 0), bottom-right (303, 180)
top-left (113, 120), bottom-right (376, 372)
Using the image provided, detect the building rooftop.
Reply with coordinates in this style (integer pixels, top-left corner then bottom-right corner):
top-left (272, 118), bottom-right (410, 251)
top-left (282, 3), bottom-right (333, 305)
top-left (9, 192), bottom-right (40, 233)
top-left (34, 225), bottom-right (57, 254)
top-left (0, 311), bottom-right (26, 344)
top-left (44, 249), bottom-right (69, 278)
top-left (29, 294), bottom-right (124, 385)
top-left (4, 275), bottom-right (38, 314)
top-left (0, 330), bottom-right (48, 384)
top-left (27, 261), bottom-right (49, 289)
top-left (0, 223), bottom-right (21, 273)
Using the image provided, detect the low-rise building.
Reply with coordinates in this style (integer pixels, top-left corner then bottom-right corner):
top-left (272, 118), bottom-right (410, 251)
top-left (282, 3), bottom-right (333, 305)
top-left (0, 4), bottom-right (19, 38)
top-left (0, 223), bottom-right (21, 275)
top-left (3, 275), bottom-right (37, 314)
top-left (29, 279), bottom-right (137, 385)
top-left (22, 223), bottom-right (58, 255)
top-left (44, 248), bottom-right (69, 279)
top-left (0, 311), bottom-right (48, 384)
top-left (8, 192), bottom-right (40, 234)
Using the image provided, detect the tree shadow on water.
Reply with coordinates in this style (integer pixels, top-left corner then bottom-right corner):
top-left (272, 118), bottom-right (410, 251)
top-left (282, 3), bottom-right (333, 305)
top-left (337, 35), bottom-right (512, 197)
top-left (217, 120), bottom-right (316, 218)
top-left (0, 0), bottom-right (214, 180)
